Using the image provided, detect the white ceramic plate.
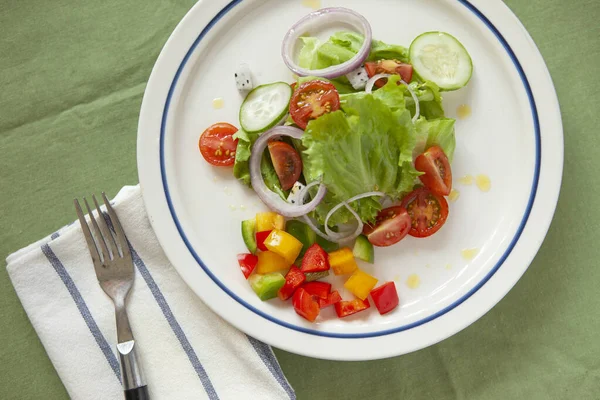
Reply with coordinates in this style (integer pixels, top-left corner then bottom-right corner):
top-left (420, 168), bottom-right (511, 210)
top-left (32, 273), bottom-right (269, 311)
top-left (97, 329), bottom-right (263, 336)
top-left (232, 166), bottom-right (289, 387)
top-left (137, 0), bottom-right (563, 360)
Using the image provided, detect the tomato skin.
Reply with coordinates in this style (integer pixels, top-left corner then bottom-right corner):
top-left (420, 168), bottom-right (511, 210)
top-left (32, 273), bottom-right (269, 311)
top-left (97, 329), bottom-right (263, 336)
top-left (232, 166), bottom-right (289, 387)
top-left (370, 282), bottom-right (399, 315)
top-left (302, 281), bottom-right (331, 300)
top-left (318, 290), bottom-right (342, 308)
top-left (293, 288), bottom-right (320, 322)
top-left (400, 188), bottom-right (449, 238)
top-left (364, 60), bottom-right (413, 88)
top-left (415, 146), bottom-right (452, 196)
top-left (237, 253), bottom-right (258, 279)
top-left (289, 80), bottom-right (340, 129)
top-left (300, 244), bottom-right (330, 273)
top-left (267, 141), bottom-right (303, 191)
top-left (278, 266), bottom-right (306, 301)
top-left (365, 206), bottom-right (411, 247)
top-left (256, 230), bottom-right (272, 252)
top-left (334, 297), bottom-right (370, 318)
top-left (199, 122), bottom-right (239, 166)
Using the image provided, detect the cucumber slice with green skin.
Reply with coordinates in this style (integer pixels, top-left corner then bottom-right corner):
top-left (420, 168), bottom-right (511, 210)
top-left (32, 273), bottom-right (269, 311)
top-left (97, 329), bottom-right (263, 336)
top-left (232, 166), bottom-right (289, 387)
top-left (353, 235), bottom-right (374, 264)
top-left (241, 219), bottom-right (257, 254)
top-left (304, 270), bottom-right (330, 282)
top-left (316, 235), bottom-right (339, 254)
top-left (249, 273), bottom-right (286, 301)
top-left (409, 32), bottom-right (473, 91)
top-left (239, 82), bottom-right (292, 134)
top-left (286, 220), bottom-right (316, 258)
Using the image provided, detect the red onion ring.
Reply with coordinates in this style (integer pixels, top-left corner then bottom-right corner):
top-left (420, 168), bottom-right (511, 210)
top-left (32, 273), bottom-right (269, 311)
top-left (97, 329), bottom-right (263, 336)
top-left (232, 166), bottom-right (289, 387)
top-left (365, 74), bottom-right (421, 122)
top-left (250, 126), bottom-right (327, 217)
top-left (281, 7), bottom-right (372, 79)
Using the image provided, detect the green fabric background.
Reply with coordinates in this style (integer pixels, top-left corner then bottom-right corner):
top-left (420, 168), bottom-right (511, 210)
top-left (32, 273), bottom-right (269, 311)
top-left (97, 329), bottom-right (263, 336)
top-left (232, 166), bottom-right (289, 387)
top-left (1, 0), bottom-right (599, 399)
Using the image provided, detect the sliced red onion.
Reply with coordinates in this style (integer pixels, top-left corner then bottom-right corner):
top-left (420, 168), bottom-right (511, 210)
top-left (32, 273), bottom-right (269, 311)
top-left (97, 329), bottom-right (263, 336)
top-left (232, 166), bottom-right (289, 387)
top-left (250, 126), bottom-right (326, 217)
top-left (324, 191), bottom-right (387, 242)
top-left (281, 8), bottom-right (372, 79)
top-left (400, 81), bottom-right (420, 123)
top-left (365, 73), bottom-right (392, 94)
top-left (365, 74), bottom-right (420, 122)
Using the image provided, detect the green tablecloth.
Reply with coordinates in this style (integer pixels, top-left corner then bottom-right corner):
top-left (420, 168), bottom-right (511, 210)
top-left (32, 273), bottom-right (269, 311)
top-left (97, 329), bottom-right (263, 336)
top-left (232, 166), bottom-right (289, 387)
top-left (1, 1), bottom-right (598, 398)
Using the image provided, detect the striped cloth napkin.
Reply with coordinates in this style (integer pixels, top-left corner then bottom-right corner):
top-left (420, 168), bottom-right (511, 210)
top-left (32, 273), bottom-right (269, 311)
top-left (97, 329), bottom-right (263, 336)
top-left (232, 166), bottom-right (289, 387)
top-left (6, 185), bottom-right (295, 400)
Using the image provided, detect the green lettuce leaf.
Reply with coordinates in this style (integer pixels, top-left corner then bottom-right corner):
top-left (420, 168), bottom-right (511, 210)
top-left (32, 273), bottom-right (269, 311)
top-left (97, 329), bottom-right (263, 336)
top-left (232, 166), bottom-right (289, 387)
top-left (414, 117), bottom-right (456, 162)
top-left (302, 77), bottom-right (418, 225)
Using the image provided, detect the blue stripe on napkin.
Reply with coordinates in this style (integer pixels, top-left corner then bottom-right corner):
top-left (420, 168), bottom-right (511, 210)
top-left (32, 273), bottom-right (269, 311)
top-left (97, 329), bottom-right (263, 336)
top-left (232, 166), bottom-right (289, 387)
top-left (41, 243), bottom-right (122, 382)
top-left (247, 335), bottom-right (296, 399)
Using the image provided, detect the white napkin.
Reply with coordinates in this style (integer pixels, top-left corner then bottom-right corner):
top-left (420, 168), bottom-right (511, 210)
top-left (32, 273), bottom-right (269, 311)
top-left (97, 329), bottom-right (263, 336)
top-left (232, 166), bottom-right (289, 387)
top-left (6, 185), bottom-right (295, 400)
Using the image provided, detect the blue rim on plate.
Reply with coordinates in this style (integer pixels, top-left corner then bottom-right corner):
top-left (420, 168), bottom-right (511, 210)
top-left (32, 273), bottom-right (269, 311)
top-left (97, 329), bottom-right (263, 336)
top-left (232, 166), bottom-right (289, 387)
top-left (159, 0), bottom-right (541, 338)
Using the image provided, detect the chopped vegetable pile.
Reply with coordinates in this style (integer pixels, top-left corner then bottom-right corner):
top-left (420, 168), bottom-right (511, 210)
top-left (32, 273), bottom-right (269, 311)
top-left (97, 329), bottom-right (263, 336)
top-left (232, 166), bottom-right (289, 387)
top-left (197, 7), bottom-right (474, 322)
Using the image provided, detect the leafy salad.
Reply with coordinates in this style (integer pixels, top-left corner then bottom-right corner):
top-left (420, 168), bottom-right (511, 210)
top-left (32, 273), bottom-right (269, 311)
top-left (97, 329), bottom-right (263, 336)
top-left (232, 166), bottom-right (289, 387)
top-left (198, 8), bottom-right (473, 322)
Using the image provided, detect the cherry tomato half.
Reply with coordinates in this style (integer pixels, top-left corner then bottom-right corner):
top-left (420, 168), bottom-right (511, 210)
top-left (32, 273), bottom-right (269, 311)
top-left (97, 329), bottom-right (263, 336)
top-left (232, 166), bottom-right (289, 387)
top-left (289, 80), bottom-right (340, 130)
top-left (267, 141), bottom-right (303, 191)
top-left (400, 188), bottom-right (449, 238)
top-left (199, 122), bottom-right (238, 166)
top-left (365, 60), bottom-right (413, 88)
top-left (415, 146), bottom-right (452, 196)
top-left (363, 206), bottom-right (411, 247)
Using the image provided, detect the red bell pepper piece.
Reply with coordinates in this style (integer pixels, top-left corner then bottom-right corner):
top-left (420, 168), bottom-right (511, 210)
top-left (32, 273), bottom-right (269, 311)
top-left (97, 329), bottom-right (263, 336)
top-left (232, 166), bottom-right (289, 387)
top-left (302, 281), bottom-right (331, 299)
top-left (277, 266), bottom-right (306, 301)
top-left (370, 282), bottom-right (399, 315)
top-left (237, 253), bottom-right (258, 279)
top-left (301, 243), bottom-right (330, 273)
top-left (318, 290), bottom-right (342, 308)
top-left (256, 230), bottom-right (272, 252)
top-left (334, 297), bottom-right (370, 318)
top-left (292, 288), bottom-right (320, 322)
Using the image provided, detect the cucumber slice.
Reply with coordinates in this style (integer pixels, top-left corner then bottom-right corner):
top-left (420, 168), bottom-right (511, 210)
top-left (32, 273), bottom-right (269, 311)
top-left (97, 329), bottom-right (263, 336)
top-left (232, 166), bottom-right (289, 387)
top-left (409, 32), bottom-right (473, 91)
top-left (305, 270), bottom-right (330, 282)
top-left (286, 220), bottom-right (316, 258)
top-left (249, 273), bottom-right (286, 301)
top-left (239, 82), bottom-right (292, 133)
top-left (353, 235), bottom-right (374, 264)
top-left (241, 219), bottom-right (257, 254)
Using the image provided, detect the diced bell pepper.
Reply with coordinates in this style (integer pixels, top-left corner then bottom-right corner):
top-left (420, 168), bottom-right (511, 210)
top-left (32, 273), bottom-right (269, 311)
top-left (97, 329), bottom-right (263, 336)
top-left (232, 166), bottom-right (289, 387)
top-left (264, 229), bottom-right (303, 265)
top-left (344, 269), bottom-right (378, 300)
top-left (328, 248), bottom-right (358, 275)
top-left (256, 212), bottom-right (285, 232)
top-left (256, 251), bottom-right (290, 274)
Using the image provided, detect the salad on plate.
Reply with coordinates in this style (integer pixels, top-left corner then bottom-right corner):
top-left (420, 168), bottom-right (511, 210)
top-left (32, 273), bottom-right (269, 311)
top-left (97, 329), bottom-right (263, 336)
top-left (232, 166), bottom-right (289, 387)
top-left (197, 8), bottom-right (473, 322)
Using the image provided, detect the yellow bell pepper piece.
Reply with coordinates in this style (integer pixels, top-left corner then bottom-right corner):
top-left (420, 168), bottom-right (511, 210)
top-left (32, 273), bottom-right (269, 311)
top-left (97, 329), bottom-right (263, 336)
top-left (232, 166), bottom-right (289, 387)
top-left (256, 251), bottom-right (290, 274)
top-left (329, 248), bottom-right (358, 275)
top-left (264, 229), bottom-right (303, 265)
top-left (256, 212), bottom-right (285, 232)
top-left (344, 269), bottom-right (378, 300)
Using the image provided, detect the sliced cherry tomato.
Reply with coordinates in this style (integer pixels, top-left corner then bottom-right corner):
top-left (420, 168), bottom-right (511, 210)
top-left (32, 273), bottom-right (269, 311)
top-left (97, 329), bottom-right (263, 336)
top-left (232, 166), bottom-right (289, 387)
top-left (293, 288), bottom-right (320, 322)
top-left (370, 282), bottom-right (399, 315)
top-left (300, 244), bottom-right (330, 273)
top-left (415, 146), bottom-right (452, 196)
top-left (364, 60), bottom-right (413, 88)
top-left (278, 266), bottom-right (306, 301)
top-left (302, 281), bottom-right (331, 300)
top-left (363, 206), bottom-right (411, 247)
top-left (199, 122), bottom-right (238, 166)
top-left (267, 141), bottom-right (303, 191)
top-left (334, 297), bottom-right (370, 318)
top-left (237, 253), bottom-right (258, 279)
top-left (289, 80), bottom-right (340, 129)
top-left (400, 188), bottom-right (449, 238)
top-left (319, 290), bottom-right (342, 308)
top-left (256, 230), bottom-right (272, 252)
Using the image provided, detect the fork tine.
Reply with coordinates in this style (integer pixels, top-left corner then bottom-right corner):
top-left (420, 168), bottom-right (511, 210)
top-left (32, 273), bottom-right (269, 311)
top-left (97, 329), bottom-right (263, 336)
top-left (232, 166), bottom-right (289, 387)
top-left (102, 192), bottom-right (131, 258)
top-left (92, 194), bottom-right (120, 258)
top-left (74, 199), bottom-right (102, 264)
top-left (83, 197), bottom-right (112, 261)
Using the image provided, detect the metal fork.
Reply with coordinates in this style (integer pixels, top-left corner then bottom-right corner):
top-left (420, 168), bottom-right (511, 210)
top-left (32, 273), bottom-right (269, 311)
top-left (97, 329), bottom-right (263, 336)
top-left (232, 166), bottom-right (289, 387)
top-left (75, 193), bottom-right (149, 400)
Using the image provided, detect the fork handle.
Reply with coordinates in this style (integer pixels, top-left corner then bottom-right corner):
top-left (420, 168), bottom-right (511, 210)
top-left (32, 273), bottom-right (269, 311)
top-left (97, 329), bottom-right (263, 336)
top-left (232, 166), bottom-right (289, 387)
top-left (117, 340), bottom-right (148, 398)
top-left (125, 386), bottom-right (149, 400)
